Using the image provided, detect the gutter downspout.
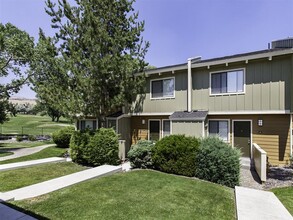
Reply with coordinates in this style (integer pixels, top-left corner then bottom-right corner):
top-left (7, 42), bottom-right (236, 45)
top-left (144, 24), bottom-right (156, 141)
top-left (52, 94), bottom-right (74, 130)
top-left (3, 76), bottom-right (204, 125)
top-left (290, 114), bottom-right (293, 158)
top-left (187, 58), bottom-right (192, 112)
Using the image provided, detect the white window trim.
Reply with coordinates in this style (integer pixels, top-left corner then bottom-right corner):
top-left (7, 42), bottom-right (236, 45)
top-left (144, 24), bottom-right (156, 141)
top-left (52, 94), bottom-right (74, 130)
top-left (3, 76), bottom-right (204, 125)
top-left (209, 68), bottom-right (246, 96)
top-left (207, 119), bottom-right (231, 143)
top-left (79, 119), bottom-right (99, 130)
top-left (150, 77), bottom-right (175, 100)
top-left (162, 119), bottom-right (171, 138)
top-left (106, 117), bottom-right (118, 133)
top-left (232, 119), bottom-right (253, 159)
top-left (148, 119), bottom-right (161, 141)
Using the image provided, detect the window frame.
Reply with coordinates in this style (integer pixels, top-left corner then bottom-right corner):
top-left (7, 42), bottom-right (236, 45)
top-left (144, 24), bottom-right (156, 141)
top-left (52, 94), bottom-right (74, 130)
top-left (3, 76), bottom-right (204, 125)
top-left (162, 119), bottom-right (171, 138)
top-left (207, 119), bottom-right (230, 143)
top-left (150, 77), bottom-right (175, 100)
top-left (209, 68), bottom-right (245, 96)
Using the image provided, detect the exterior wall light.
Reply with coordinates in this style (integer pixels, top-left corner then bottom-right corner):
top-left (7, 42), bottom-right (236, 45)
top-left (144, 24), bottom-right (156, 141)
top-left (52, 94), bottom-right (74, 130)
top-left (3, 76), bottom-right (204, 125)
top-left (142, 119), bottom-right (145, 125)
top-left (258, 119), bottom-right (263, 127)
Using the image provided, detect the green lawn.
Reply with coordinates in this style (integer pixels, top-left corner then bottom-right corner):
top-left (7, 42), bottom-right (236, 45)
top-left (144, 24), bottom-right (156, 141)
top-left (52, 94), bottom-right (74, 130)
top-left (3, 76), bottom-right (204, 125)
top-left (0, 114), bottom-right (73, 135)
top-left (0, 141), bottom-right (53, 149)
top-left (0, 151), bottom-right (13, 157)
top-left (0, 146), bottom-right (67, 165)
top-left (272, 187), bottom-right (293, 215)
top-left (11, 170), bottom-right (235, 220)
top-left (0, 162), bottom-right (86, 192)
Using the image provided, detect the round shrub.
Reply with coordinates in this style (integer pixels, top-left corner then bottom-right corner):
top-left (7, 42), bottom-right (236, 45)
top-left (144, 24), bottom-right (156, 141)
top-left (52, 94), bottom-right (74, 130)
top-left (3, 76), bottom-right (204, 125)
top-left (16, 135), bottom-right (23, 142)
top-left (52, 126), bottom-right (75, 148)
top-left (28, 135), bottom-right (36, 141)
top-left (152, 135), bottom-right (200, 177)
top-left (127, 140), bottom-right (154, 169)
top-left (195, 137), bottom-right (241, 188)
top-left (70, 128), bottom-right (120, 166)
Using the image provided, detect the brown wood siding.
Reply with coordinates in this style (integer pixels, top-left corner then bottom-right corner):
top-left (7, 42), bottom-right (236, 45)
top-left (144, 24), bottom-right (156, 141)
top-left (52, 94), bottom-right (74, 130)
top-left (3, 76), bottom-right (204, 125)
top-left (208, 114), bottom-right (291, 166)
top-left (130, 116), bottom-right (169, 145)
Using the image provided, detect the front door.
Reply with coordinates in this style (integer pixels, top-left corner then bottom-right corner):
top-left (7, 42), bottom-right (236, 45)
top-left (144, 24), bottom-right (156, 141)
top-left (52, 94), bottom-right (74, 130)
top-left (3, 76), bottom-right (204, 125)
top-left (233, 121), bottom-right (251, 157)
top-left (149, 120), bottom-right (160, 141)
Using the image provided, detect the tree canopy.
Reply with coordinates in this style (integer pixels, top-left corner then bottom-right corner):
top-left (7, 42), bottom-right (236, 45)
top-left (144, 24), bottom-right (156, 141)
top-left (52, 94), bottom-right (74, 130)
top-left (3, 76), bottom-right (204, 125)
top-left (31, 0), bottom-right (149, 124)
top-left (0, 23), bottom-right (35, 123)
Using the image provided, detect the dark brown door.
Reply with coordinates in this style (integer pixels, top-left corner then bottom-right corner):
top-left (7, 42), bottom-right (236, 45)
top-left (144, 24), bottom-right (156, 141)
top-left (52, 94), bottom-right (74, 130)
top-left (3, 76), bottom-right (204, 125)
top-left (234, 121), bottom-right (251, 157)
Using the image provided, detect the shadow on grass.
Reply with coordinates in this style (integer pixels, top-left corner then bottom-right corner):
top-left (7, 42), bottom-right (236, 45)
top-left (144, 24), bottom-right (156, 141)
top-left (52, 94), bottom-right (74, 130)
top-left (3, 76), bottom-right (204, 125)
top-left (3, 201), bottom-right (49, 220)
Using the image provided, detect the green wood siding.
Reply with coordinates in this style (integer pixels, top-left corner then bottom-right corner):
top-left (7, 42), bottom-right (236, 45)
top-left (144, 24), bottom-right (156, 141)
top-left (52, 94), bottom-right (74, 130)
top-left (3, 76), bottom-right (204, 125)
top-left (192, 56), bottom-right (292, 112)
top-left (131, 72), bottom-right (187, 113)
top-left (172, 121), bottom-right (203, 137)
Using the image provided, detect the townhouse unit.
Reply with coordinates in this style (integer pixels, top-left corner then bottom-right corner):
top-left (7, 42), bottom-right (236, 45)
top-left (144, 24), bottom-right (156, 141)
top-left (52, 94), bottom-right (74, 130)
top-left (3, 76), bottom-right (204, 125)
top-left (77, 38), bottom-right (293, 166)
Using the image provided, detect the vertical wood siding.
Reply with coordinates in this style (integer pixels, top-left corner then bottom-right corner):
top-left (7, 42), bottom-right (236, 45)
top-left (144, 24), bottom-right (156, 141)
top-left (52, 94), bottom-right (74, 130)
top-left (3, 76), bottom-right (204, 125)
top-left (172, 121), bottom-right (203, 137)
top-left (193, 56), bottom-right (292, 112)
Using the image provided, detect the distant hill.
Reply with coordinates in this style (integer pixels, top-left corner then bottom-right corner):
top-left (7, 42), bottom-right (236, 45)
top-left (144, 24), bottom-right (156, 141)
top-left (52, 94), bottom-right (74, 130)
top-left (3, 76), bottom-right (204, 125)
top-left (9, 97), bottom-right (37, 106)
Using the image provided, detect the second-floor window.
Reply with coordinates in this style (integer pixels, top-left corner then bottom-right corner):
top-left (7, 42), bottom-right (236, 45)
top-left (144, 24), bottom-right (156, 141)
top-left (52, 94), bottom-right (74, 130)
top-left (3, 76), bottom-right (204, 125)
top-left (211, 69), bottom-right (244, 95)
top-left (151, 78), bottom-right (175, 99)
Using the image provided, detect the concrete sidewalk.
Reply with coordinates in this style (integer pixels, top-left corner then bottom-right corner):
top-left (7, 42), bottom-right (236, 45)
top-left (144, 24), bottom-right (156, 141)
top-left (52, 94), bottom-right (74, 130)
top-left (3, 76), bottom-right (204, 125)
top-left (0, 144), bottom-right (55, 161)
top-left (0, 164), bottom-right (122, 201)
top-left (235, 186), bottom-right (292, 220)
top-left (0, 157), bottom-right (66, 171)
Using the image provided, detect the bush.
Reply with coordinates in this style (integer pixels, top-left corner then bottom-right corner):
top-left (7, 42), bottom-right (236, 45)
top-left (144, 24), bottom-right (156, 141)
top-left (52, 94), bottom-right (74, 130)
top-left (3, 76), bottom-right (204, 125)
top-left (195, 137), bottom-right (241, 188)
top-left (127, 140), bottom-right (154, 169)
top-left (152, 135), bottom-right (200, 177)
top-left (70, 128), bottom-right (120, 166)
top-left (16, 135), bottom-right (23, 142)
top-left (52, 126), bottom-right (75, 148)
top-left (28, 135), bottom-right (36, 141)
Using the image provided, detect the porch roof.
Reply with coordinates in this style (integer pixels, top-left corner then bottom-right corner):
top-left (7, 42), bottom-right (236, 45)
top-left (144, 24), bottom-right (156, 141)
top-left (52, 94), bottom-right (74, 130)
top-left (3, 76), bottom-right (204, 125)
top-left (169, 110), bottom-right (208, 121)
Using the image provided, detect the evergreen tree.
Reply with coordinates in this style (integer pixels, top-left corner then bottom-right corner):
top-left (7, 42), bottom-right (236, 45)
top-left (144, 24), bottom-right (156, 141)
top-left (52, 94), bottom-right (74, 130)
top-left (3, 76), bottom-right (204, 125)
top-left (32, 0), bottom-right (149, 125)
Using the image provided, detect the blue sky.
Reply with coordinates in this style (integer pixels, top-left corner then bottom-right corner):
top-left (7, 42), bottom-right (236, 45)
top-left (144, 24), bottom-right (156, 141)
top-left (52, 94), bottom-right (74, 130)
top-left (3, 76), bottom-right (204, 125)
top-left (1, 0), bottom-right (293, 98)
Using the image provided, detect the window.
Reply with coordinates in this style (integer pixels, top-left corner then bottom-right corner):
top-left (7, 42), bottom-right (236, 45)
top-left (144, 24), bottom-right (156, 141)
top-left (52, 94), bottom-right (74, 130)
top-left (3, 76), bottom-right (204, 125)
top-left (107, 119), bottom-right (117, 132)
top-left (151, 78), bottom-right (174, 99)
top-left (162, 120), bottom-right (170, 137)
top-left (208, 120), bottom-right (229, 142)
top-left (211, 70), bottom-right (244, 94)
top-left (80, 120), bottom-right (97, 131)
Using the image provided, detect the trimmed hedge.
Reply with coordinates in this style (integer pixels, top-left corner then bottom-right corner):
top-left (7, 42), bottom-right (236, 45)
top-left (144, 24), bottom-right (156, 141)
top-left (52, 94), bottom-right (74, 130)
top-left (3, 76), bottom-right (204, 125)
top-left (127, 140), bottom-right (154, 169)
top-left (195, 137), bottom-right (241, 188)
top-left (70, 128), bottom-right (120, 166)
top-left (152, 135), bottom-right (199, 177)
top-left (52, 126), bottom-right (75, 148)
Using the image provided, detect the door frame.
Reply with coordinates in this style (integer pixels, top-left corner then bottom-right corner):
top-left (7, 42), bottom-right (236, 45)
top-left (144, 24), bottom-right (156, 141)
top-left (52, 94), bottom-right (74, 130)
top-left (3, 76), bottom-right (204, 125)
top-left (232, 119), bottom-right (253, 158)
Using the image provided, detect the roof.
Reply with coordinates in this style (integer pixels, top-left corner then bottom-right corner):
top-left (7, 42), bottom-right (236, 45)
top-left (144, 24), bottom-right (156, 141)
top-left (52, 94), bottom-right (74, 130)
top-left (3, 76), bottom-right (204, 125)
top-left (143, 48), bottom-right (293, 76)
top-left (169, 110), bottom-right (208, 121)
top-left (107, 111), bottom-right (123, 118)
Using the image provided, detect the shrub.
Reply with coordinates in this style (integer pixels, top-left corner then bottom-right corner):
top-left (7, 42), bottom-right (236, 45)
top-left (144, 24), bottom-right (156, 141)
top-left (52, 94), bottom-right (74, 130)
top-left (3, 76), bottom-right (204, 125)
top-left (127, 140), bottom-right (154, 169)
top-left (16, 135), bottom-right (23, 142)
top-left (28, 135), bottom-right (36, 141)
top-left (52, 126), bottom-right (75, 148)
top-left (195, 137), bottom-right (241, 188)
top-left (70, 128), bottom-right (120, 166)
top-left (152, 135), bottom-right (200, 177)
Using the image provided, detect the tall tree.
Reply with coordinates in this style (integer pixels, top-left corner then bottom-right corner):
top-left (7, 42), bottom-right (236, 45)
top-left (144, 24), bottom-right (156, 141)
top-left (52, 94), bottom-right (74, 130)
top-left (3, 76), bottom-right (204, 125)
top-left (0, 23), bottom-right (35, 123)
top-left (32, 0), bottom-right (149, 125)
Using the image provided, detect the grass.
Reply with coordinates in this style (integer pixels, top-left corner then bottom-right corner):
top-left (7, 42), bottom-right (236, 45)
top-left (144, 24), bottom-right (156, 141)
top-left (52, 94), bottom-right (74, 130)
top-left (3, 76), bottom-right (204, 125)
top-left (0, 162), bottom-right (87, 192)
top-left (0, 114), bottom-right (73, 135)
top-left (0, 151), bottom-right (13, 157)
top-left (0, 141), bottom-right (53, 149)
top-left (11, 170), bottom-right (235, 220)
top-left (272, 187), bottom-right (293, 215)
top-left (0, 146), bottom-right (67, 165)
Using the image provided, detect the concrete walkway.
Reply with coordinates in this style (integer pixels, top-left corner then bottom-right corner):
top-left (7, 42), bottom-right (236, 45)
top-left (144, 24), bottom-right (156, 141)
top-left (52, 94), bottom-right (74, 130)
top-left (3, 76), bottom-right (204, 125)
top-left (0, 157), bottom-right (66, 171)
top-left (0, 144), bottom-right (55, 161)
top-left (0, 164), bottom-right (122, 201)
top-left (235, 186), bottom-right (293, 220)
